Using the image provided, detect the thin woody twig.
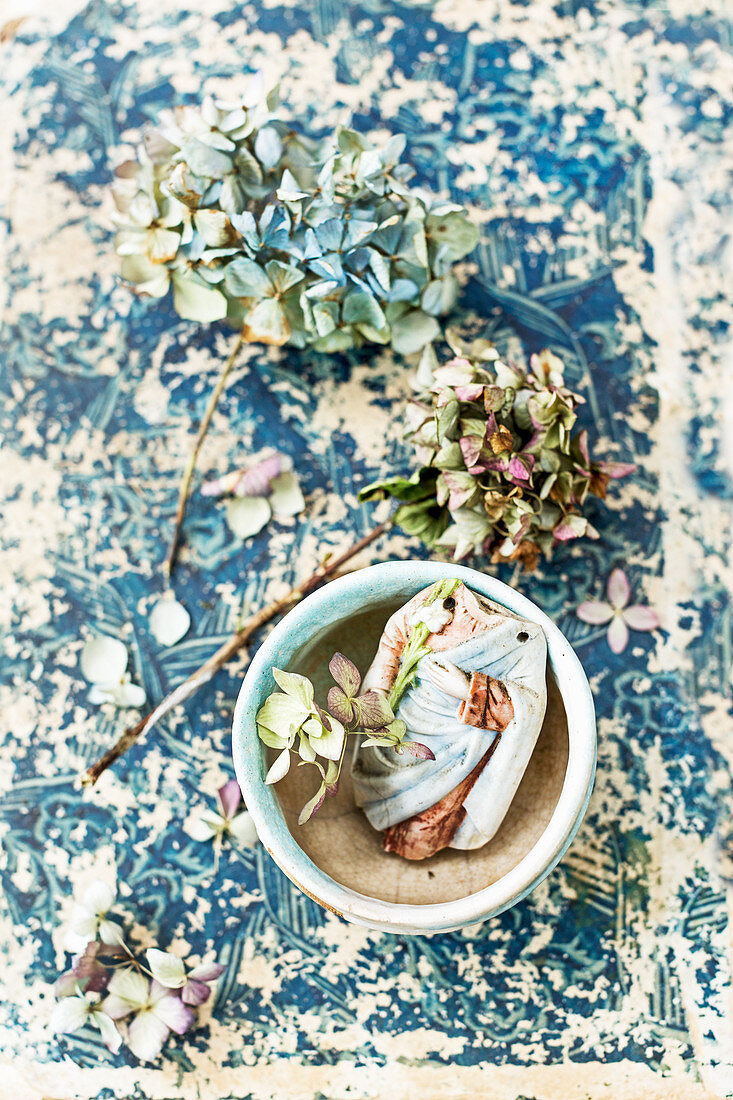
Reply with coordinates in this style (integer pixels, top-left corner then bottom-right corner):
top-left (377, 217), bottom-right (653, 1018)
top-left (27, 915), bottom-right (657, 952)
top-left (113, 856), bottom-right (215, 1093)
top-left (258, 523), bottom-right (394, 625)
top-left (81, 518), bottom-right (394, 788)
top-left (164, 328), bottom-right (247, 578)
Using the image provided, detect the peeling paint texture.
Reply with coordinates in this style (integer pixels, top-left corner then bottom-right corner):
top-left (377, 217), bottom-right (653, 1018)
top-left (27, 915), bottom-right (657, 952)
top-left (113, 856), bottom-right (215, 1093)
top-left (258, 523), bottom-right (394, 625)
top-left (1, 1), bottom-right (731, 1098)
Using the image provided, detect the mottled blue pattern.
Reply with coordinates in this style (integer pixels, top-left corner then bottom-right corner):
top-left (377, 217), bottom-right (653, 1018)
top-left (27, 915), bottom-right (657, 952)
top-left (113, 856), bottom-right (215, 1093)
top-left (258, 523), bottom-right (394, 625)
top-left (1, 1), bottom-right (731, 1096)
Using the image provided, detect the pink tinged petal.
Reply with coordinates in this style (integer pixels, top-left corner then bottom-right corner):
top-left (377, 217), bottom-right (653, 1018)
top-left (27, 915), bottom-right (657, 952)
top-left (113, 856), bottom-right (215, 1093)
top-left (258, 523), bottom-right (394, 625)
top-left (217, 779), bottom-right (242, 820)
top-left (459, 435), bottom-right (484, 468)
top-left (181, 979), bottom-right (211, 1006)
top-left (453, 382), bottom-right (484, 401)
top-left (397, 741), bottom-right (435, 761)
top-left (93, 1010), bottom-right (122, 1053)
top-left (577, 429), bottom-right (590, 466)
top-left (607, 616), bottom-right (629, 654)
top-left (576, 600), bottom-right (614, 625)
top-left (151, 991), bottom-right (195, 1035)
top-left (553, 522), bottom-right (580, 541)
top-left (235, 452), bottom-right (287, 497)
top-left (127, 1010), bottom-right (170, 1062)
top-left (200, 470), bottom-right (242, 498)
top-left (482, 456), bottom-right (509, 473)
top-left (432, 359), bottom-right (473, 387)
top-left (328, 652), bottom-right (361, 695)
top-left (356, 690), bottom-right (394, 729)
top-left (607, 568), bottom-right (630, 610)
top-left (622, 605), bottom-right (660, 632)
top-left (187, 962), bottom-right (225, 983)
top-left (50, 996), bottom-right (90, 1034)
top-left (326, 685), bottom-right (355, 725)
top-left (508, 454), bottom-right (534, 482)
top-left (100, 993), bottom-right (134, 1020)
top-left (600, 461), bottom-right (636, 479)
top-left (298, 784), bottom-right (327, 825)
top-left (54, 972), bottom-right (80, 999)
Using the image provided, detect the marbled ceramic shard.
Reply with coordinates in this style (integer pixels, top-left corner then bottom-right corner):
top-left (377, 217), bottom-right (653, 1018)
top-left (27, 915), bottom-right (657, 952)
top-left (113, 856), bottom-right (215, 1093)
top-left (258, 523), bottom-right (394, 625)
top-left (351, 581), bottom-right (548, 859)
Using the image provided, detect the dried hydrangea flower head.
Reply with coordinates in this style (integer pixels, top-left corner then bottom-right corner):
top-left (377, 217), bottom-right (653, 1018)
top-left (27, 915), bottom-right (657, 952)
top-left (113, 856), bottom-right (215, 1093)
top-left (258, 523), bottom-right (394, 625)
top-left (112, 76), bottom-right (478, 352)
top-left (360, 341), bottom-right (634, 567)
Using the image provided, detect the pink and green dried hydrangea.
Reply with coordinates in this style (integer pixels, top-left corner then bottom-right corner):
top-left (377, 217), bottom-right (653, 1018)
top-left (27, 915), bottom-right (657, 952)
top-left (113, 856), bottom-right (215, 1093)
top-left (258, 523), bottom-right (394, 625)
top-left (360, 344), bottom-right (634, 569)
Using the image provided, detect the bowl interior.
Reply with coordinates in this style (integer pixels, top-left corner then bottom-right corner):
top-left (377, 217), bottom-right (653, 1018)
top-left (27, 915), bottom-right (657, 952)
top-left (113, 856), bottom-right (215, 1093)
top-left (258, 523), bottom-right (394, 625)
top-left (270, 599), bottom-right (570, 906)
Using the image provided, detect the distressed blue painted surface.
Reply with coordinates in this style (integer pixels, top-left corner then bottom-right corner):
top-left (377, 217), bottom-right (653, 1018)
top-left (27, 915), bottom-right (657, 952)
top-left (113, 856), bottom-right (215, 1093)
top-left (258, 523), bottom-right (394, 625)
top-left (1, 1), bottom-right (731, 1096)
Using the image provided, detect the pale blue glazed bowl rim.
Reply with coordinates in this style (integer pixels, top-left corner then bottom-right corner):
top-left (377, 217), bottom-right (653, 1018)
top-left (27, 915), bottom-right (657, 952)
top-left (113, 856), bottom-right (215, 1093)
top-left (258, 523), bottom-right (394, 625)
top-left (232, 559), bottom-right (596, 934)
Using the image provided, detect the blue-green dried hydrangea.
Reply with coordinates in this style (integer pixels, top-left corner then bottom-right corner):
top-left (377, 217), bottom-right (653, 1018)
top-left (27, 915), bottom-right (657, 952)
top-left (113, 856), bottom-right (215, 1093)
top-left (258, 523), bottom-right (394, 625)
top-left (360, 339), bottom-right (634, 568)
top-left (112, 77), bottom-right (478, 353)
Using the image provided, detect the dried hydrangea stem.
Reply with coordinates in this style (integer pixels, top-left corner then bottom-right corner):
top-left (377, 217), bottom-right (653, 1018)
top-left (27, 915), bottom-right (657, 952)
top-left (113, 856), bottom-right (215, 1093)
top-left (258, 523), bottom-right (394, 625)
top-left (164, 328), bottom-right (247, 578)
top-left (81, 518), bottom-right (394, 788)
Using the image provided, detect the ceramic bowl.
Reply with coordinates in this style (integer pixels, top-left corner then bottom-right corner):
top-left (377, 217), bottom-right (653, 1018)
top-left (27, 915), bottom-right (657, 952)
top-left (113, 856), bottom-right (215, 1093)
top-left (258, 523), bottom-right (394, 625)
top-left (232, 559), bottom-right (595, 935)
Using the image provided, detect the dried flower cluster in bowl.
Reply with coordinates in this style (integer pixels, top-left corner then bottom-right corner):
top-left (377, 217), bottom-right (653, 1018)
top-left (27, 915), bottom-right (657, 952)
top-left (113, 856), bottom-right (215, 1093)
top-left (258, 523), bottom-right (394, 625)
top-left (256, 641), bottom-right (439, 825)
top-left (112, 75), bottom-right (478, 352)
top-left (360, 343), bottom-right (634, 568)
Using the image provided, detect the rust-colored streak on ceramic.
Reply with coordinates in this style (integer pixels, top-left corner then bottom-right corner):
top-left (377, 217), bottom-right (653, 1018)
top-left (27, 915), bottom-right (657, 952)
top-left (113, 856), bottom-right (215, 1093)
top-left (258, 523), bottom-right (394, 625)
top-left (383, 729), bottom-right (505, 861)
top-left (458, 672), bottom-right (515, 731)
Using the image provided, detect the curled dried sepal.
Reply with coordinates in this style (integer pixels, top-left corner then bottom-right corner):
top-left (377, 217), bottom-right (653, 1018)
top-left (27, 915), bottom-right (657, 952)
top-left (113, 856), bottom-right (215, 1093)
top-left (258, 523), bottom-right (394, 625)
top-left (298, 783), bottom-right (326, 825)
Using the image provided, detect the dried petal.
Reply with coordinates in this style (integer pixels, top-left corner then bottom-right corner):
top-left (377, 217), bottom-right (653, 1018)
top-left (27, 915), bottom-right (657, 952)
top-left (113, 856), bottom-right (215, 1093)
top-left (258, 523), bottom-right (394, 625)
top-left (146, 949), bottom-right (186, 990)
top-left (149, 598), bottom-right (190, 648)
top-left (328, 652), bottom-right (362, 695)
top-left (607, 616), bottom-right (629, 654)
top-left (622, 605), bottom-right (660, 632)
top-left (225, 496), bottom-right (271, 539)
top-left (217, 778), bottom-right (242, 820)
top-left (576, 601), bottom-right (614, 626)
top-left (396, 741), bottom-right (435, 760)
top-left (607, 568), bottom-right (631, 610)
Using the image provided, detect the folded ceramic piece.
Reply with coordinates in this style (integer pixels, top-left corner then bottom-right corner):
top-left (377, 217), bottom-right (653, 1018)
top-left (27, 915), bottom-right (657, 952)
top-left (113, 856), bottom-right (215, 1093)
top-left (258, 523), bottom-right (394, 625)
top-left (351, 581), bottom-right (548, 859)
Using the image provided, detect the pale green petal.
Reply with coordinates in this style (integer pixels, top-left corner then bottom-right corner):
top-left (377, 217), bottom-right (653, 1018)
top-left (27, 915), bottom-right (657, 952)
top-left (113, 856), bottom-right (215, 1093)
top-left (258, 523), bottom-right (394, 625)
top-left (119, 255), bottom-right (170, 298)
top-left (265, 748), bottom-right (291, 785)
top-left (271, 669), bottom-right (314, 707)
top-left (224, 257), bottom-right (272, 298)
top-left (172, 273), bottom-right (228, 322)
top-left (225, 496), bottom-right (271, 539)
top-left (227, 811), bottom-right (259, 847)
top-left (269, 471), bottom-right (306, 518)
top-left (243, 298), bottom-right (290, 344)
top-left (255, 691), bottom-right (310, 733)
top-left (146, 948), bottom-right (186, 990)
top-left (314, 715), bottom-right (345, 761)
top-left (185, 809), bottom-right (225, 841)
top-left (106, 968), bottom-right (149, 1010)
top-left (390, 310), bottom-right (441, 356)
